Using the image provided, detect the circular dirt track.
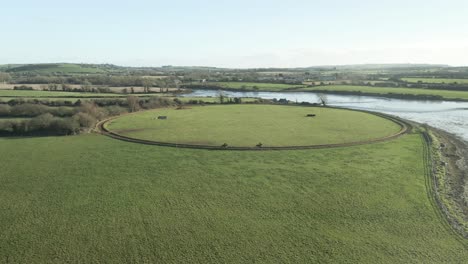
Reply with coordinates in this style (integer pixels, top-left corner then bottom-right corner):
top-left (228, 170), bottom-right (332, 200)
top-left (98, 105), bottom-right (411, 150)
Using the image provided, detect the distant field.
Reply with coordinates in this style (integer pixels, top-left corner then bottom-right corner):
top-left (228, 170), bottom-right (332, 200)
top-left (106, 105), bottom-right (402, 147)
top-left (0, 84), bottom-right (83, 90)
top-left (141, 75), bottom-right (169, 79)
top-left (0, 90), bottom-right (124, 98)
top-left (402, 77), bottom-right (468, 84)
top-left (214, 82), bottom-right (304, 90)
top-left (300, 85), bottom-right (468, 100)
top-left (0, 133), bottom-right (466, 262)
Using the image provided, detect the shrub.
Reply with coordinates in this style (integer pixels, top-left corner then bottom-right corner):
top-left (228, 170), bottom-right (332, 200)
top-left (73, 112), bottom-right (97, 128)
top-left (0, 121), bottom-right (14, 133)
top-left (29, 113), bottom-right (55, 131)
top-left (144, 97), bottom-right (172, 109)
top-left (79, 102), bottom-right (108, 120)
top-left (105, 105), bottom-right (127, 116)
top-left (10, 104), bottom-right (49, 117)
top-left (50, 118), bottom-right (80, 135)
top-left (13, 85), bottom-right (34, 90)
top-left (0, 104), bottom-right (11, 116)
top-left (50, 106), bottom-right (75, 117)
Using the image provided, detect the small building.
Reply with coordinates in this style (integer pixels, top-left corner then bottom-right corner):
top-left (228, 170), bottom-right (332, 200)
top-left (157, 116), bottom-right (167, 120)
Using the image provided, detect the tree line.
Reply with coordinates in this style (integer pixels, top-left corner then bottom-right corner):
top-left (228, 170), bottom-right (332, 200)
top-left (0, 94), bottom-right (262, 136)
top-left (11, 75), bottom-right (180, 88)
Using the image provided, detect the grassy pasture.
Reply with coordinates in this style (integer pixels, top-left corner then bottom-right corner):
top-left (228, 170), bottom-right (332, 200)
top-left (0, 84), bottom-right (83, 90)
top-left (300, 85), bottom-right (468, 100)
top-left (0, 134), bottom-right (466, 262)
top-left (0, 90), bottom-right (124, 98)
top-left (106, 105), bottom-right (402, 147)
top-left (402, 77), bottom-right (468, 84)
top-left (214, 82), bottom-right (304, 90)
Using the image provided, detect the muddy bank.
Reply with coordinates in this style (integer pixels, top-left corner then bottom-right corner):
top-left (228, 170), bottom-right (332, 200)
top-left (430, 127), bottom-right (468, 237)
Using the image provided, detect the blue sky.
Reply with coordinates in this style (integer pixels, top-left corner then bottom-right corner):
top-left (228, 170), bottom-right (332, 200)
top-left (1, 0), bottom-right (468, 67)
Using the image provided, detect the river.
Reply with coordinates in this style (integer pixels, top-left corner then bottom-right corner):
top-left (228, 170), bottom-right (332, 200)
top-left (181, 90), bottom-right (468, 142)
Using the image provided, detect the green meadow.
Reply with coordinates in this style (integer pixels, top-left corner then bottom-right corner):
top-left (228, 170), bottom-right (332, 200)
top-left (402, 77), bottom-right (468, 84)
top-left (214, 82), bottom-right (304, 90)
top-left (105, 105), bottom-right (402, 147)
top-left (0, 133), bottom-right (466, 263)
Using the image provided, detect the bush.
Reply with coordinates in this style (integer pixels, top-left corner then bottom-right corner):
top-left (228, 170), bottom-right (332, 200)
top-left (29, 113), bottom-right (54, 131)
top-left (0, 104), bottom-right (11, 116)
top-left (0, 121), bottom-right (14, 133)
top-left (73, 112), bottom-right (97, 128)
top-left (50, 118), bottom-right (80, 135)
top-left (105, 105), bottom-right (127, 116)
top-left (50, 106), bottom-right (75, 117)
top-left (0, 100), bottom-right (128, 136)
top-left (79, 102), bottom-right (108, 120)
top-left (144, 97), bottom-right (172, 109)
top-left (13, 85), bottom-right (34, 90)
top-left (10, 104), bottom-right (49, 117)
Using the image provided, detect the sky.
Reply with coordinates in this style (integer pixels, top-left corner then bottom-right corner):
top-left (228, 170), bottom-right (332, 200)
top-left (1, 0), bottom-right (468, 68)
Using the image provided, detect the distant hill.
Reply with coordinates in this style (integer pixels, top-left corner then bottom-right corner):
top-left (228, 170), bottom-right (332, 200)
top-left (0, 64), bottom-right (25, 70)
top-left (306, 64), bottom-right (451, 70)
top-left (4, 63), bottom-right (121, 74)
top-left (0, 62), bottom-right (457, 74)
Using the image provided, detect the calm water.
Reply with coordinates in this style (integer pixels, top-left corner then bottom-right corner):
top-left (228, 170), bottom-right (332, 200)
top-left (182, 90), bottom-right (468, 142)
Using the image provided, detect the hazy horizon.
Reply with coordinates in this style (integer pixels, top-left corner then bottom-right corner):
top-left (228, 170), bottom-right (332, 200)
top-left (0, 62), bottom-right (457, 69)
top-left (2, 0), bottom-right (468, 68)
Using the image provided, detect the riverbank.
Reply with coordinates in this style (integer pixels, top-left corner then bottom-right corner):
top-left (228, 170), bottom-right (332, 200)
top-left (297, 89), bottom-right (468, 102)
top-left (429, 127), bottom-right (468, 238)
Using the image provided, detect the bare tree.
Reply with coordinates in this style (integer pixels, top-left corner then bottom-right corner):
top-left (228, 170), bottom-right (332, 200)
top-left (0, 72), bottom-right (11, 84)
top-left (318, 93), bottom-right (328, 106)
top-left (142, 78), bottom-right (152, 93)
top-left (218, 91), bottom-right (225, 104)
top-left (127, 95), bottom-right (140, 112)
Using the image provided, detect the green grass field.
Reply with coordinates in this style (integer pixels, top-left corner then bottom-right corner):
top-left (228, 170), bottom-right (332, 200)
top-left (214, 82), bottom-right (305, 90)
top-left (300, 85), bottom-right (468, 100)
top-left (0, 133), bottom-right (466, 262)
top-left (105, 105), bottom-right (402, 147)
top-left (402, 77), bottom-right (468, 84)
top-left (0, 90), bottom-right (125, 98)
